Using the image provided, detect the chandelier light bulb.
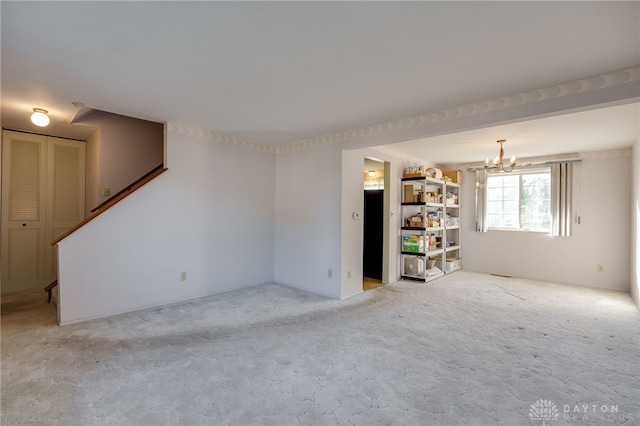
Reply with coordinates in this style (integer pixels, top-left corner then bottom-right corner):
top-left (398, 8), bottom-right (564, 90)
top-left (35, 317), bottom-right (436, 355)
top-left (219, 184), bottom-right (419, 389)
top-left (484, 139), bottom-right (517, 173)
top-left (31, 108), bottom-right (50, 127)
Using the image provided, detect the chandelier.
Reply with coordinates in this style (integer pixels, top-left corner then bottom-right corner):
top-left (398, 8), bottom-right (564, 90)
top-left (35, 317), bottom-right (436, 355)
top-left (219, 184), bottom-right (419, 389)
top-left (485, 139), bottom-right (516, 173)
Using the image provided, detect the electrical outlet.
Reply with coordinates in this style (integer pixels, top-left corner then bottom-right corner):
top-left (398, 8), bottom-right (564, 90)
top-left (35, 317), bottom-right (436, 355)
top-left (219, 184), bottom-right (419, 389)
top-left (180, 271), bottom-right (187, 281)
top-left (102, 187), bottom-right (110, 197)
top-left (347, 271), bottom-right (352, 279)
top-left (597, 264), bottom-right (604, 273)
top-left (328, 269), bottom-right (333, 278)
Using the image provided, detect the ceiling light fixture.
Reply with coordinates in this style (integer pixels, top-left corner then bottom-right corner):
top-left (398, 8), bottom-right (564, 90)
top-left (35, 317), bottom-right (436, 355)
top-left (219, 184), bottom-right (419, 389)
top-left (31, 108), bottom-right (50, 127)
top-left (485, 139), bottom-right (516, 173)
top-left (367, 170), bottom-right (376, 177)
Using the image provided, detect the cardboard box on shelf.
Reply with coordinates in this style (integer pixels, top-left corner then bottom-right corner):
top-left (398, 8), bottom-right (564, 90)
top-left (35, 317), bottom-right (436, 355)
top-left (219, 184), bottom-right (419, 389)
top-left (403, 185), bottom-right (414, 202)
top-left (403, 172), bottom-right (426, 178)
top-left (443, 170), bottom-right (463, 183)
top-left (404, 214), bottom-right (424, 228)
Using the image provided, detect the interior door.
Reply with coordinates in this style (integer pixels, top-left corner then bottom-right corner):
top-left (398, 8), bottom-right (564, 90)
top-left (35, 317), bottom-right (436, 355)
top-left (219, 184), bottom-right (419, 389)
top-left (46, 137), bottom-right (86, 283)
top-left (1, 131), bottom-right (85, 293)
top-left (363, 189), bottom-right (384, 280)
top-left (1, 131), bottom-right (48, 292)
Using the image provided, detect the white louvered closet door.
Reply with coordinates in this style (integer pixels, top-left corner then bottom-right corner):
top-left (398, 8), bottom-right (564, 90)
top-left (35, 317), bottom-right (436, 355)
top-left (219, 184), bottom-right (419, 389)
top-left (46, 137), bottom-right (86, 284)
top-left (1, 131), bottom-right (85, 293)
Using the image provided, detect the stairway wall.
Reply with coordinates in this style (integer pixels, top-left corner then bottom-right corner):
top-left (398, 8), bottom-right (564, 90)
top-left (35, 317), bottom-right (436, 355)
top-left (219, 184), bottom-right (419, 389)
top-left (56, 130), bottom-right (275, 325)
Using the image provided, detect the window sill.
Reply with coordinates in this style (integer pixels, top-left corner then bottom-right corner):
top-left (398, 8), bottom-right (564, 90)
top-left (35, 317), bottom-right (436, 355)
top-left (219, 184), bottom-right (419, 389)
top-left (487, 228), bottom-right (550, 234)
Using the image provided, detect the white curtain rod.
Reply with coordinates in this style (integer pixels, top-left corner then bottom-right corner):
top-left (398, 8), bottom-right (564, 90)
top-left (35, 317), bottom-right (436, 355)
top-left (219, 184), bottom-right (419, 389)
top-left (467, 158), bottom-right (582, 171)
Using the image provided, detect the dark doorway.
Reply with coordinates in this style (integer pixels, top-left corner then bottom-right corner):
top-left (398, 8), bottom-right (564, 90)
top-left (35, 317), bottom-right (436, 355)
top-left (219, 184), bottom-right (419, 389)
top-left (363, 189), bottom-right (384, 280)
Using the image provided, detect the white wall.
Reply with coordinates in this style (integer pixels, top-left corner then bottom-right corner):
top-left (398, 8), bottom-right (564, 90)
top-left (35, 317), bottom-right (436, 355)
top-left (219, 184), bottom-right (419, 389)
top-left (340, 148), bottom-right (417, 297)
top-left (57, 131), bottom-right (275, 324)
top-left (275, 140), bottom-right (436, 300)
top-left (274, 141), bottom-right (420, 299)
top-left (340, 149), bottom-right (365, 298)
top-left (58, 128), bottom-right (636, 324)
top-left (77, 110), bottom-right (164, 212)
top-left (462, 152), bottom-right (632, 291)
top-left (274, 144), bottom-right (343, 298)
top-left (631, 140), bottom-right (639, 307)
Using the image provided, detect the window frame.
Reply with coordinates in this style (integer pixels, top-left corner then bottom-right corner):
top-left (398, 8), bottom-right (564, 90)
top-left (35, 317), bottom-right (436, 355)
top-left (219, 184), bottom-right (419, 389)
top-left (486, 166), bottom-right (552, 233)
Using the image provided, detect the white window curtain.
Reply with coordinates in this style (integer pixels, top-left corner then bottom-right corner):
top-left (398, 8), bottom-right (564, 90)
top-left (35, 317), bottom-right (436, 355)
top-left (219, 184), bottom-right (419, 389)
top-left (475, 169), bottom-right (489, 232)
top-left (474, 161), bottom-right (579, 235)
top-left (550, 162), bottom-right (576, 237)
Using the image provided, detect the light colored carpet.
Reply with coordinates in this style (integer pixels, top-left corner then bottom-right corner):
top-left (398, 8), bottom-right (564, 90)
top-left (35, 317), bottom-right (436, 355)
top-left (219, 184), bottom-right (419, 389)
top-left (2, 271), bottom-right (639, 425)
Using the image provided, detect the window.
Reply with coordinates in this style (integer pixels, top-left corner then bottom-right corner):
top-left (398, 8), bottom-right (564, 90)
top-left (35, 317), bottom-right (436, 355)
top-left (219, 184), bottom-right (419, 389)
top-left (487, 169), bottom-right (551, 232)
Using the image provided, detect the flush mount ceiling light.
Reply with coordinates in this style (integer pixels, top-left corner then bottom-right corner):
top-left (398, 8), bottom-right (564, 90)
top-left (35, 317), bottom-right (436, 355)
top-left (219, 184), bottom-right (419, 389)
top-left (367, 170), bottom-right (376, 177)
top-left (31, 108), bottom-right (50, 127)
top-left (485, 139), bottom-right (516, 173)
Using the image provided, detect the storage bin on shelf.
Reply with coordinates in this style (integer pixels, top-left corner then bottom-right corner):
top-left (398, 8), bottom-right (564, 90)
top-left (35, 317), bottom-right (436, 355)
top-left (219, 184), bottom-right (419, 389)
top-left (436, 256), bottom-right (462, 272)
top-left (402, 235), bottom-right (424, 253)
top-left (403, 257), bottom-right (425, 276)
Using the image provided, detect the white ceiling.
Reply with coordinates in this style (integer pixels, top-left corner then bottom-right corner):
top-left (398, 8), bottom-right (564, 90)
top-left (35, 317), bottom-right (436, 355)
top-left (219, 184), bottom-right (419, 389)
top-left (387, 102), bottom-right (640, 165)
top-left (2, 1), bottom-right (639, 163)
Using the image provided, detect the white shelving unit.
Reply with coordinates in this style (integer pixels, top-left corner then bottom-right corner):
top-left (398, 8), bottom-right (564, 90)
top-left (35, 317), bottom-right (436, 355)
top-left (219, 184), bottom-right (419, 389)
top-left (400, 176), bottom-right (461, 282)
top-left (443, 180), bottom-right (462, 274)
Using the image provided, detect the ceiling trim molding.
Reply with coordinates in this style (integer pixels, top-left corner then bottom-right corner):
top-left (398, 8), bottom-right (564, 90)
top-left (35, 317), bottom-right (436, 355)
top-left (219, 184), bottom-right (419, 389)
top-left (167, 122), bottom-right (276, 154)
top-left (167, 67), bottom-right (638, 156)
top-left (369, 146), bottom-right (430, 165)
top-left (276, 67), bottom-right (640, 154)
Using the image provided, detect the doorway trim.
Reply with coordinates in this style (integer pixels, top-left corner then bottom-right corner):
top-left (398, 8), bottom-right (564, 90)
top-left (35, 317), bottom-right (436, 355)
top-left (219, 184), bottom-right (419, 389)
top-left (382, 160), bottom-right (391, 284)
top-left (362, 156), bottom-right (391, 286)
